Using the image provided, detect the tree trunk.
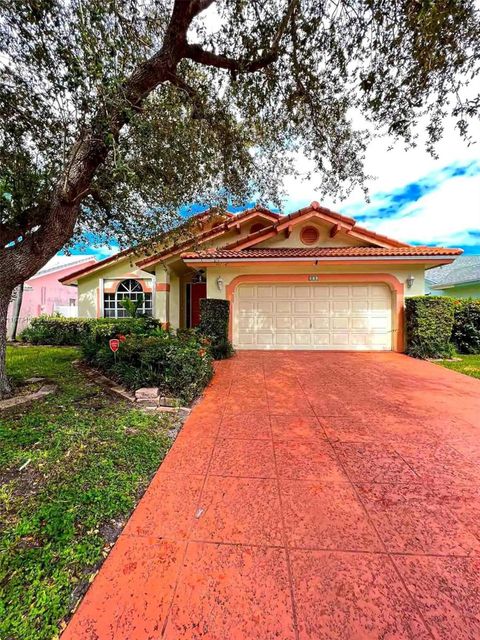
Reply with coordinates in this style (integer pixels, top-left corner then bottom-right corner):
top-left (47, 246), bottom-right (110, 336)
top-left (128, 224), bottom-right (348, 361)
top-left (0, 286), bottom-right (14, 398)
top-left (10, 283), bottom-right (24, 341)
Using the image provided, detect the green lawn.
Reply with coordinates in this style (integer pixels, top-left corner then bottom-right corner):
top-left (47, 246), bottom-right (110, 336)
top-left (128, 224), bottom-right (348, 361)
top-left (436, 354), bottom-right (480, 380)
top-left (0, 345), bottom-right (175, 640)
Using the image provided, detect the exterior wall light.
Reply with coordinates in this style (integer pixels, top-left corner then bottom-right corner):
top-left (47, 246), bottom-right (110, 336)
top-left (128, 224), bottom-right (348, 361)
top-left (216, 275), bottom-right (224, 291)
top-left (406, 275), bottom-right (415, 289)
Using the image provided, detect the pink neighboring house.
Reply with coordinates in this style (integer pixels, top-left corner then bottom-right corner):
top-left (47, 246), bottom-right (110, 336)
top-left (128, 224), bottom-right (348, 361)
top-left (8, 255), bottom-right (97, 334)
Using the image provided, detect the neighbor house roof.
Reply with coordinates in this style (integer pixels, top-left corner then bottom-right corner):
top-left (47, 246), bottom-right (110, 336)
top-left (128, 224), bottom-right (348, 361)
top-left (182, 246), bottom-right (463, 261)
top-left (29, 255), bottom-right (97, 280)
top-left (426, 255), bottom-right (480, 289)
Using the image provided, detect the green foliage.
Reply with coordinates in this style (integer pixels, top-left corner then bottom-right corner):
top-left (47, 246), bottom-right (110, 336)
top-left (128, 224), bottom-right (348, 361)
top-left (198, 298), bottom-right (234, 360)
top-left (1, 346), bottom-right (174, 640)
top-left (20, 315), bottom-right (160, 346)
top-left (1, 1), bottom-right (479, 252)
top-left (405, 296), bottom-right (456, 359)
top-left (119, 295), bottom-right (145, 318)
top-left (452, 299), bottom-right (480, 354)
top-left (81, 331), bottom-right (213, 404)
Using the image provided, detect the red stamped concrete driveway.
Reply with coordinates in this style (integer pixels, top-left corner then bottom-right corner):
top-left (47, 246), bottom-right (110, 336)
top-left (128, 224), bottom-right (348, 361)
top-left (63, 352), bottom-right (480, 640)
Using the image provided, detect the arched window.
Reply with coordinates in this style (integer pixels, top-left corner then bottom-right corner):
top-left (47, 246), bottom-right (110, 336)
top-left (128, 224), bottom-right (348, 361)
top-left (104, 279), bottom-right (152, 318)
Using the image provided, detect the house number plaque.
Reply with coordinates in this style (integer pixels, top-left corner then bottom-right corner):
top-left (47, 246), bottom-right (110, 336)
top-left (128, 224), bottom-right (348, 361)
top-left (308, 275), bottom-right (319, 281)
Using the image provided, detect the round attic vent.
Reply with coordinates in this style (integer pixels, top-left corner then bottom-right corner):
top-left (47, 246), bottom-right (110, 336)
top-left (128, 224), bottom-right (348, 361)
top-left (301, 226), bottom-right (319, 245)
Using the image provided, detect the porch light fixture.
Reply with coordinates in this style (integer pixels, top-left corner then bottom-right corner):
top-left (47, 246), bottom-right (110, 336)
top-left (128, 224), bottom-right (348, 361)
top-left (406, 274), bottom-right (415, 289)
top-left (216, 275), bottom-right (224, 291)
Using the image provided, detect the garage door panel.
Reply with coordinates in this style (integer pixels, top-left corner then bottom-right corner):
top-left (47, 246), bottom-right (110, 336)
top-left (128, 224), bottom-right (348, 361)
top-left (274, 332), bottom-right (292, 346)
top-left (257, 332), bottom-right (274, 345)
top-left (238, 300), bottom-right (255, 313)
top-left (257, 316), bottom-right (274, 330)
top-left (257, 286), bottom-right (274, 298)
top-left (351, 317), bottom-right (368, 330)
top-left (275, 300), bottom-right (292, 313)
top-left (332, 317), bottom-right (349, 329)
top-left (313, 317), bottom-right (329, 329)
top-left (332, 299), bottom-right (350, 313)
top-left (293, 317), bottom-right (311, 330)
top-left (275, 286), bottom-right (292, 298)
top-left (239, 317), bottom-right (255, 329)
top-left (294, 300), bottom-right (310, 314)
top-left (313, 301), bottom-right (329, 314)
top-left (313, 287), bottom-right (330, 298)
top-left (351, 299), bottom-right (369, 313)
top-left (293, 332), bottom-right (312, 346)
top-left (352, 286), bottom-right (369, 297)
top-left (234, 283), bottom-right (392, 351)
top-left (294, 286), bottom-right (310, 298)
top-left (276, 316), bottom-right (292, 329)
top-left (257, 301), bottom-right (274, 314)
top-left (371, 299), bottom-right (388, 311)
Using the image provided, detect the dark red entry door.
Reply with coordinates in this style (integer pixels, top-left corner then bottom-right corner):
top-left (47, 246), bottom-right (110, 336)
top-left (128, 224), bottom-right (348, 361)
top-left (190, 282), bottom-right (206, 327)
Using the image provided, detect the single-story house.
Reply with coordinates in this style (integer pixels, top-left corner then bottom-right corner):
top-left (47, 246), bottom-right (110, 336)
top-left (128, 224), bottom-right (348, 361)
top-left (61, 202), bottom-right (462, 352)
top-left (425, 255), bottom-right (480, 298)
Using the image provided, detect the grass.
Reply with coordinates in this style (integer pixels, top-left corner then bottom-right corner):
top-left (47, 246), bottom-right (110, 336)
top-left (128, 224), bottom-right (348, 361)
top-left (0, 345), bottom-right (176, 640)
top-left (435, 354), bottom-right (480, 380)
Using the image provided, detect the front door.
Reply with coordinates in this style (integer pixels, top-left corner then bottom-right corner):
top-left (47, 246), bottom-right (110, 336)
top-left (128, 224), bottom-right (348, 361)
top-left (188, 282), bottom-right (207, 327)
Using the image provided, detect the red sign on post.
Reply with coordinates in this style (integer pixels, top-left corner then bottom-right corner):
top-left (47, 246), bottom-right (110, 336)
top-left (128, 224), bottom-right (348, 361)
top-left (109, 338), bottom-right (120, 353)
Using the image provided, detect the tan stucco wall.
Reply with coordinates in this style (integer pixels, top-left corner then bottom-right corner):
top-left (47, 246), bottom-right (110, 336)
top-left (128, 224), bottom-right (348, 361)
top-left (259, 221), bottom-right (368, 248)
top-left (205, 263), bottom-right (426, 300)
top-left (77, 254), bottom-right (157, 318)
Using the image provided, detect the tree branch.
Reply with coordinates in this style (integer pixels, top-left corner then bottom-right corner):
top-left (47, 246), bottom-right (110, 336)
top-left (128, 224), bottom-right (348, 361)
top-left (184, 0), bottom-right (299, 72)
top-left (184, 43), bottom-right (277, 72)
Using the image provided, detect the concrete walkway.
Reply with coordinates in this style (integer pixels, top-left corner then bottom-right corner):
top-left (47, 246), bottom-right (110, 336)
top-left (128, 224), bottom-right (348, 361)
top-left (63, 352), bottom-right (480, 639)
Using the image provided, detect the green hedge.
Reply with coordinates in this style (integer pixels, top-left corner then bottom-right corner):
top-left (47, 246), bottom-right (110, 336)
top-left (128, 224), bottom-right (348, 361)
top-left (405, 296), bottom-right (456, 358)
top-left (198, 299), bottom-right (234, 359)
top-left (20, 316), bottom-right (160, 345)
top-left (452, 299), bottom-right (480, 354)
top-left (81, 330), bottom-right (213, 404)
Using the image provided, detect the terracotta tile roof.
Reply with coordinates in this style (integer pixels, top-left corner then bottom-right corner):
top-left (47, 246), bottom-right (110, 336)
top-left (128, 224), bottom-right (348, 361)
top-left (136, 206), bottom-right (281, 268)
top-left (182, 246), bottom-right (463, 260)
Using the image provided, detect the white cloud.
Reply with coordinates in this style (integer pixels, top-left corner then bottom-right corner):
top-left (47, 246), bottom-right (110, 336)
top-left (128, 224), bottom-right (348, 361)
top-left (372, 174), bottom-right (480, 246)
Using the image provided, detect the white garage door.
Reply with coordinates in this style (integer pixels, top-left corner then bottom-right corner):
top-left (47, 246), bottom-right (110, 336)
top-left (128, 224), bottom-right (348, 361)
top-left (234, 283), bottom-right (393, 351)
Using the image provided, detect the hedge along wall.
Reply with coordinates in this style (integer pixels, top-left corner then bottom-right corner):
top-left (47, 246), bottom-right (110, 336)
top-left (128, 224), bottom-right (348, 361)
top-left (452, 299), bottom-right (480, 354)
top-left (405, 296), bottom-right (456, 358)
top-left (198, 298), bottom-right (234, 360)
top-left (20, 316), bottom-right (161, 345)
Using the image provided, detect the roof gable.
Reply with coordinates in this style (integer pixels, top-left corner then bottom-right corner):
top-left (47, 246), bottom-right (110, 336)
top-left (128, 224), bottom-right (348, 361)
top-left (224, 202), bottom-right (409, 251)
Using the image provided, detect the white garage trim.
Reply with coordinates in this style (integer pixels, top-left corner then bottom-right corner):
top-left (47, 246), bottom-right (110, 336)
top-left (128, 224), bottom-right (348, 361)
top-left (233, 282), bottom-right (393, 351)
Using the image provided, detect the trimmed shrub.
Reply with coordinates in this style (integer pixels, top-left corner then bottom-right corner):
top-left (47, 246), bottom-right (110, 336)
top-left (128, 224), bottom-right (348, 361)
top-left (198, 299), bottom-right (235, 359)
top-left (452, 299), bottom-right (480, 354)
top-left (20, 316), bottom-right (91, 345)
top-left (20, 315), bottom-right (160, 346)
top-left (81, 330), bottom-right (213, 404)
top-left (405, 296), bottom-right (456, 359)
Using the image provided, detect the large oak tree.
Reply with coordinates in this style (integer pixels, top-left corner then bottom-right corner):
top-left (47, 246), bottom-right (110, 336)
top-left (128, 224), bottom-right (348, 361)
top-left (1, 0), bottom-right (479, 396)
